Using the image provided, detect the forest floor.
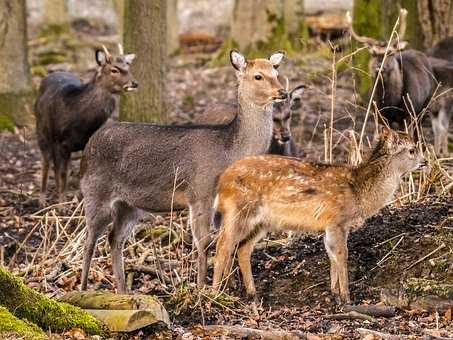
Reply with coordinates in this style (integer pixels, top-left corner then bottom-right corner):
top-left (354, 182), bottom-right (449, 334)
top-left (1, 30), bottom-right (453, 339)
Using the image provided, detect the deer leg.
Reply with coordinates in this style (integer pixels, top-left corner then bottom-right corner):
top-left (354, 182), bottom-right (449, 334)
top-left (431, 105), bottom-right (451, 155)
top-left (109, 201), bottom-right (139, 294)
top-left (57, 151), bottom-right (71, 201)
top-left (81, 207), bottom-right (111, 290)
top-left (237, 229), bottom-right (266, 300)
top-left (39, 151), bottom-right (50, 206)
top-left (212, 224), bottom-right (239, 292)
top-left (189, 200), bottom-right (213, 288)
top-left (325, 227), bottom-right (350, 303)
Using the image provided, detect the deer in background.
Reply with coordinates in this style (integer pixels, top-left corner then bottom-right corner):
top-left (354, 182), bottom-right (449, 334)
top-left (212, 127), bottom-right (424, 303)
top-left (348, 10), bottom-right (453, 155)
top-left (199, 83), bottom-right (306, 157)
top-left (35, 44), bottom-right (138, 204)
top-left (80, 50), bottom-right (287, 293)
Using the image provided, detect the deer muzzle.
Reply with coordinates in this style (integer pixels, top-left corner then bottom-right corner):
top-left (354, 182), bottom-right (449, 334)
top-left (124, 80), bottom-right (139, 92)
top-left (272, 89), bottom-right (288, 102)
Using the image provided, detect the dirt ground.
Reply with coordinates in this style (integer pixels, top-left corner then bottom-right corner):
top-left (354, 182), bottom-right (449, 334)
top-left (1, 33), bottom-right (453, 339)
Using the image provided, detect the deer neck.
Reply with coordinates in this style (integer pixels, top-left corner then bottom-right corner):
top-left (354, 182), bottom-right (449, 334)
top-left (353, 150), bottom-right (401, 218)
top-left (233, 92), bottom-right (273, 158)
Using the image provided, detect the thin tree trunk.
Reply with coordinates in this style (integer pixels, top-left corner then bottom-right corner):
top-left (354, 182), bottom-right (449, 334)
top-left (120, 0), bottom-right (167, 123)
top-left (0, 0), bottom-right (33, 127)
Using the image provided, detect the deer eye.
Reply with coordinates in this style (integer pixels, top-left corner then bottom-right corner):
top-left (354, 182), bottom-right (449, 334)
top-left (254, 75), bottom-right (263, 81)
top-left (111, 68), bottom-right (119, 74)
top-left (409, 148), bottom-right (415, 155)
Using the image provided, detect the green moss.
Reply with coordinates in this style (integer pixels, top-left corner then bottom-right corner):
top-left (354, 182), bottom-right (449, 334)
top-left (0, 268), bottom-right (106, 336)
top-left (0, 115), bottom-right (15, 132)
top-left (38, 24), bottom-right (70, 39)
top-left (31, 65), bottom-right (47, 78)
top-left (36, 51), bottom-right (67, 66)
top-left (405, 278), bottom-right (453, 299)
top-left (0, 307), bottom-right (46, 340)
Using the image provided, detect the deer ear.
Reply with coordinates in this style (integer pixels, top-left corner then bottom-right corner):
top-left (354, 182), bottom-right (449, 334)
top-left (380, 126), bottom-right (395, 142)
top-left (230, 50), bottom-right (247, 71)
top-left (290, 84), bottom-right (306, 99)
top-left (395, 41), bottom-right (408, 51)
top-left (95, 50), bottom-right (107, 66)
top-left (269, 51), bottom-right (285, 69)
top-left (124, 53), bottom-right (136, 65)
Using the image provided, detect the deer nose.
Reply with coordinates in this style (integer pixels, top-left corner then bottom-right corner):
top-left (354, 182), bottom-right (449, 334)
top-left (278, 89), bottom-right (288, 99)
top-left (281, 135), bottom-right (291, 142)
top-left (132, 80), bottom-right (139, 88)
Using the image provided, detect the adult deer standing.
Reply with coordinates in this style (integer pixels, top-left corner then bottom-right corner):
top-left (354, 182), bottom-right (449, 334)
top-left (212, 127), bottom-right (424, 303)
top-left (35, 45), bottom-right (138, 203)
top-left (347, 10), bottom-right (437, 140)
top-left (80, 50), bottom-right (287, 293)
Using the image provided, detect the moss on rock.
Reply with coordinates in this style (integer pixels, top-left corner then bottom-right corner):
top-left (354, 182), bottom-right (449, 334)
top-left (0, 306), bottom-right (46, 340)
top-left (0, 268), bottom-right (106, 336)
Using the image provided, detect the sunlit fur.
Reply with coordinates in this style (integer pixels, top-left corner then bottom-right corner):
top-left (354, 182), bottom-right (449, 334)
top-left (212, 128), bottom-right (423, 303)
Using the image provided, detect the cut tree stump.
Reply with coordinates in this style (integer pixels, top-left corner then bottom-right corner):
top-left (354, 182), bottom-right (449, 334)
top-left (59, 291), bottom-right (170, 332)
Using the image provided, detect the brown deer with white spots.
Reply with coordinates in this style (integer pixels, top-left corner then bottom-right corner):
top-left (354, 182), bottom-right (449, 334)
top-left (212, 127), bottom-right (424, 303)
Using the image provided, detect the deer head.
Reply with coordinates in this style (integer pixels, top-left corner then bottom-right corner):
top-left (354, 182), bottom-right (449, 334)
top-left (95, 44), bottom-right (138, 94)
top-left (272, 84), bottom-right (306, 143)
top-left (230, 50), bottom-right (287, 108)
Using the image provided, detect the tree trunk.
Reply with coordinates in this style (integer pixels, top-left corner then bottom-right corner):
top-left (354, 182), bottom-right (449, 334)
top-left (417, 0), bottom-right (453, 49)
top-left (351, 0), bottom-right (448, 99)
top-left (120, 0), bottom-right (167, 123)
top-left (42, 0), bottom-right (69, 32)
top-left (225, 0), bottom-right (306, 57)
top-left (0, 0), bottom-right (33, 127)
top-left (167, 0), bottom-right (179, 55)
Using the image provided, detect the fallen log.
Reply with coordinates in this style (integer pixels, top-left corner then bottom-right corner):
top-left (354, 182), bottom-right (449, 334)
top-left (0, 306), bottom-right (46, 340)
top-left (343, 304), bottom-right (396, 317)
top-left (194, 325), bottom-right (328, 340)
top-left (0, 268), bottom-right (105, 336)
top-left (85, 309), bottom-right (167, 332)
top-left (59, 291), bottom-right (170, 332)
top-left (325, 311), bottom-right (377, 323)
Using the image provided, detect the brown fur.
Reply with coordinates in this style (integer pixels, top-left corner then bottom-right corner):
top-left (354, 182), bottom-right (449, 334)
top-left (79, 50), bottom-right (287, 293)
top-left (212, 128), bottom-right (424, 303)
top-left (35, 47), bottom-right (137, 203)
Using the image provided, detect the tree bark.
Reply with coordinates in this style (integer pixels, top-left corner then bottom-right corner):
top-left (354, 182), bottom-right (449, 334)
top-left (167, 0), bottom-right (179, 55)
top-left (120, 0), bottom-right (167, 123)
top-left (42, 0), bottom-right (69, 31)
top-left (0, 0), bottom-right (33, 127)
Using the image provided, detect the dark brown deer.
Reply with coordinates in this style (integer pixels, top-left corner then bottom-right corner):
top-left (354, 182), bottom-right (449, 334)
top-left (199, 84), bottom-right (306, 157)
top-left (212, 127), bottom-right (424, 303)
top-left (347, 10), bottom-right (437, 140)
top-left (35, 45), bottom-right (138, 204)
top-left (80, 50), bottom-right (287, 293)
